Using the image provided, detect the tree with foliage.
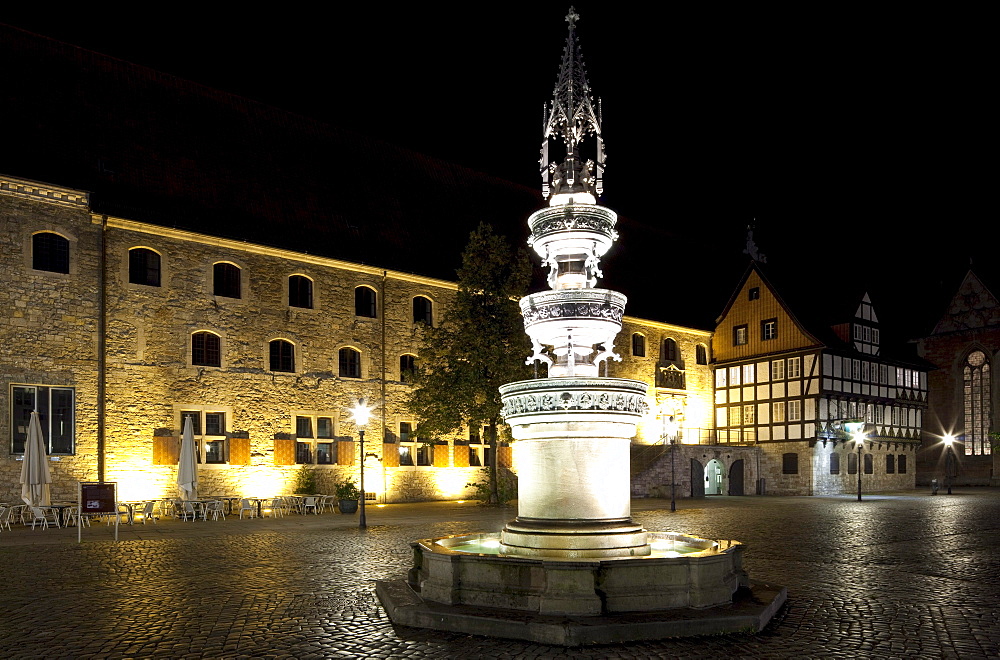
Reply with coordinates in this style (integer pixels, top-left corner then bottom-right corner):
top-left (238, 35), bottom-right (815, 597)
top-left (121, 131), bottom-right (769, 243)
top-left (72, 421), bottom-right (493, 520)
top-left (408, 222), bottom-right (532, 504)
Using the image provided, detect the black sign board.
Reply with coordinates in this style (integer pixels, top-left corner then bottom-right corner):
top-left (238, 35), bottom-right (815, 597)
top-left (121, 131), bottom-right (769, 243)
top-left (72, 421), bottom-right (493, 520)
top-left (80, 482), bottom-right (116, 514)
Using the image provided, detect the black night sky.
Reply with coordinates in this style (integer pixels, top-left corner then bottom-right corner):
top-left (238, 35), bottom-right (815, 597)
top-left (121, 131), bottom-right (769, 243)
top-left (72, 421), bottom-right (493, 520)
top-left (3, 5), bottom-right (994, 339)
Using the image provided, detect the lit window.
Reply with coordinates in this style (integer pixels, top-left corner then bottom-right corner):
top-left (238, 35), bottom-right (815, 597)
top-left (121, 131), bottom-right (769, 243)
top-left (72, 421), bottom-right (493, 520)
top-left (963, 350), bottom-right (992, 455)
top-left (696, 345), bottom-right (708, 365)
top-left (294, 414), bottom-right (335, 464)
top-left (413, 296), bottom-right (433, 326)
top-left (787, 400), bottom-right (801, 421)
top-left (355, 286), bottom-right (377, 318)
top-left (398, 422), bottom-right (431, 466)
top-left (632, 333), bottom-right (646, 357)
top-left (743, 364), bottom-right (755, 384)
top-left (743, 404), bottom-right (755, 425)
top-left (772, 359), bottom-right (785, 380)
top-left (192, 332), bottom-right (221, 367)
top-left (715, 369), bottom-right (727, 388)
top-left (728, 406), bottom-right (741, 426)
top-left (400, 354), bottom-right (417, 383)
top-left (339, 347), bottom-right (361, 378)
top-left (289, 275), bottom-right (313, 309)
top-left (32, 232), bottom-right (70, 273)
top-left (213, 263), bottom-right (241, 298)
top-left (662, 338), bottom-right (678, 361)
top-left (761, 318), bottom-right (777, 341)
top-left (782, 452), bottom-right (798, 474)
top-left (787, 357), bottom-right (801, 379)
top-left (733, 325), bottom-right (748, 346)
top-left (772, 401), bottom-right (785, 423)
top-left (11, 385), bottom-right (75, 454)
top-left (128, 248), bottom-right (161, 286)
top-left (729, 366), bottom-right (741, 386)
top-left (269, 339), bottom-right (295, 372)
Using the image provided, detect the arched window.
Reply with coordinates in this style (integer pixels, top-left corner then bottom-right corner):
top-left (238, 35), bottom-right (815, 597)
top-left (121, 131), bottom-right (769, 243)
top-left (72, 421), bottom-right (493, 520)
top-left (696, 344), bottom-right (708, 365)
top-left (355, 286), bottom-right (377, 318)
top-left (32, 232), bottom-right (69, 273)
top-left (128, 247), bottom-right (161, 286)
top-left (339, 347), bottom-right (361, 378)
top-left (288, 275), bottom-right (313, 309)
top-left (213, 262), bottom-right (241, 298)
top-left (963, 350), bottom-right (992, 455)
top-left (413, 296), bottom-right (433, 326)
top-left (192, 332), bottom-right (221, 367)
top-left (663, 338), bottom-right (678, 361)
top-left (863, 453), bottom-right (873, 474)
top-left (400, 354), bottom-right (417, 383)
top-left (632, 333), bottom-right (646, 357)
top-left (885, 454), bottom-right (895, 474)
top-left (847, 452), bottom-right (858, 474)
top-left (269, 339), bottom-right (295, 372)
top-left (829, 452), bottom-right (840, 474)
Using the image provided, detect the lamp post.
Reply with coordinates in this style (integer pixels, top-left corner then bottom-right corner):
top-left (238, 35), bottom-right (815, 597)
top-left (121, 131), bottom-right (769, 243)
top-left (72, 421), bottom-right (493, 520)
top-left (854, 431), bottom-right (866, 502)
top-left (663, 415), bottom-right (679, 512)
top-left (943, 434), bottom-right (954, 495)
top-left (350, 398), bottom-right (372, 530)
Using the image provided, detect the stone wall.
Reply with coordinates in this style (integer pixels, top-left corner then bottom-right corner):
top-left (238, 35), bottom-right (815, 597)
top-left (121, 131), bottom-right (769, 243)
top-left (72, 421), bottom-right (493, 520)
top-left (632, 445), bottom-right (761, 498)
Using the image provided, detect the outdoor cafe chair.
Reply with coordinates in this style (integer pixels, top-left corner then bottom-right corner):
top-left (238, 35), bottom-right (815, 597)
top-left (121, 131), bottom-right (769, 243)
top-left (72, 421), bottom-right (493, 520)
top-left (136, 500), bottom-right (157, 524)
top-left (66, 505), bottom-right (92, 528)
top-left (238, 498), bottom-right (256, 519)
top-left (29, 506), bottom-right (60, 530)
top-left (0, 505), bottom-right (12, 531)
top-left (264, 497), bottom-right (284, 518)
top-left (303, 496), bottom-right (319, 515)
top-left (205, 500), bottom-right (225, 521)
top-left (317, 495), bottom-right (333, 514)
top-left (105, 503), bottom-right (130, 525)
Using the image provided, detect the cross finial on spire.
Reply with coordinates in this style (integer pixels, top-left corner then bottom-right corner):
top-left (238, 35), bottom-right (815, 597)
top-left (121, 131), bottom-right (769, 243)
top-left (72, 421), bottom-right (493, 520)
top-left (566, 6), bottom-right (580, 28)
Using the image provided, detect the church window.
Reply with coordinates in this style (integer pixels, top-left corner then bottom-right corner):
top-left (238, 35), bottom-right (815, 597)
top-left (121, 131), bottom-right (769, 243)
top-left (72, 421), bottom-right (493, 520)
top-left (289, 275), bottom-right (313, 309)
top-left (213, 262), bottom-right (241, 298)
top-left (355, 286), bottom-right (377, 317)
top-left (963, 350), bottom-right (992, 455)
top-left (128, 247), bottom-right (161, 286)
top-left (413, 296), bottom-right (433, 326)
top-left (662, 338), bottom-right (678, 361)
top-left (32, 231), bottom-right (69, 273)
top-left (192, 332), bottom-right (221, 367)
top-left (339, 347), bottom-right (361, 379)
top-left (269, 339), bottom-right (295, 372)
top-left (632, 333), bottom-right (646, 357)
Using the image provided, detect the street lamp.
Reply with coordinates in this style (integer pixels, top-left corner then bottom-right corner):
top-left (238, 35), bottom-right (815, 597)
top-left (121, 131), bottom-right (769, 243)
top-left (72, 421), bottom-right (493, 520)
top-left (350, 398), bottom-right (372, 529)
top-left (853, 431), bottom-right (866, 502)
top-left (662, 415), bottom-right (679, 512)
top-left (943, 434), bottom-right (954, 495)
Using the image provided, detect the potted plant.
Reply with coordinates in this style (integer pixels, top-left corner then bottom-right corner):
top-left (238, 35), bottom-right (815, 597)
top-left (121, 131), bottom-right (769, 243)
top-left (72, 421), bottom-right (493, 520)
top-left (335, 478), bottom-right (360, 514)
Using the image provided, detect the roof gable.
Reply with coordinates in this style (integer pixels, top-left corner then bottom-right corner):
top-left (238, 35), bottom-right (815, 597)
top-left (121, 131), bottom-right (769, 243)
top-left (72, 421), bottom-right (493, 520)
top-left (931, 270), bottom-right (1000, 334)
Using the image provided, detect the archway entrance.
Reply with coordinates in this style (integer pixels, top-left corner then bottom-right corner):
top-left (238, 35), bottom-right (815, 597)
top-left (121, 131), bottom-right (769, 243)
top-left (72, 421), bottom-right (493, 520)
top-left (728, 459), bottom-right (745, 496)
top-left (705, 459), bottom-right (726, 496)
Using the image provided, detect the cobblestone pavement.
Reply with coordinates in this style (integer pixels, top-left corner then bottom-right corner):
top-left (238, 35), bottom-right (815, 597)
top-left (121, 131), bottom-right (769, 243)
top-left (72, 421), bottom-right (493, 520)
top-left (2, 490), bottom-right (998, 659)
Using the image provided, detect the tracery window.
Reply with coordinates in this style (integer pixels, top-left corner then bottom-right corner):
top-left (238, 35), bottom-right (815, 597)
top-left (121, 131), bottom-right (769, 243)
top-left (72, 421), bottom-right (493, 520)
top-left (963, 350), bottom-right (992, 455)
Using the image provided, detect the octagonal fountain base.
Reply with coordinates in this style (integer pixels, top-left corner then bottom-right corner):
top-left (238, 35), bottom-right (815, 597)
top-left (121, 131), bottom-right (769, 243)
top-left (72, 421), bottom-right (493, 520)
top-left (375, 532), bottom-right (787, 646)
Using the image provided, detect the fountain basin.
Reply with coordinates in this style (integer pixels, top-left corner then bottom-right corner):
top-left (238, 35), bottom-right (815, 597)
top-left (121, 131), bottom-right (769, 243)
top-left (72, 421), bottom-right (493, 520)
top-left (407, 531), bottom-right (748, 616)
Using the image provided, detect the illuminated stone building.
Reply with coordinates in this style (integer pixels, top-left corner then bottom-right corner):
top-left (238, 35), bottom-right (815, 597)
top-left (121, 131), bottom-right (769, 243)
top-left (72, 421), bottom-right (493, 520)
top-left (916, 271), bottom-right (1000, 486)
top-left (713, 260), bottom-right (926, 495)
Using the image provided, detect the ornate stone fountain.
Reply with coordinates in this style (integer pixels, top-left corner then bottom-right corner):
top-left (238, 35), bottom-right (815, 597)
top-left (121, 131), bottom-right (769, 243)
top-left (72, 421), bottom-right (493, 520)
top-left (376, 9), bottom-right (785, 645)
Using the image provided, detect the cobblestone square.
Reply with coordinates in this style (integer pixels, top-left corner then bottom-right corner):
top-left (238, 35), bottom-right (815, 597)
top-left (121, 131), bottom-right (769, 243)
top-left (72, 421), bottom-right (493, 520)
top-left (2, 491), bottom-right (998, 658)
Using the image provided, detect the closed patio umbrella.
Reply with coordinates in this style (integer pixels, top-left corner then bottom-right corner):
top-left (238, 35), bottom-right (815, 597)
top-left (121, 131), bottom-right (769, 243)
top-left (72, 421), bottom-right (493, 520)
top-left (20, 411), bottom-right (51, 507)
top-left (177, 416), bottom-right (198, 501)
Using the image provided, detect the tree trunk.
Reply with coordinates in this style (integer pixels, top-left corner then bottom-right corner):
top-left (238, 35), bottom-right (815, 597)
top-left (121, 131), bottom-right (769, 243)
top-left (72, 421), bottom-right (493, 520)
top-left (487, 419), bottom-right (499, 505)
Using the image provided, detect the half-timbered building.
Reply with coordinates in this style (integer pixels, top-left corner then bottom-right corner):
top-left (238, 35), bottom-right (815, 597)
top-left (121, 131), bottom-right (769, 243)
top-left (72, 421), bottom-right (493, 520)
top-left (713, 261), bottom-right (926, 495)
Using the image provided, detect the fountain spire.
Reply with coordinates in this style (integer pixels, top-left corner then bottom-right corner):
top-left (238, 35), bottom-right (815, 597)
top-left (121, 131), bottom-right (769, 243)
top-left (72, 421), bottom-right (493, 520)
top-left (540, 7), bottom-right (606, 202)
